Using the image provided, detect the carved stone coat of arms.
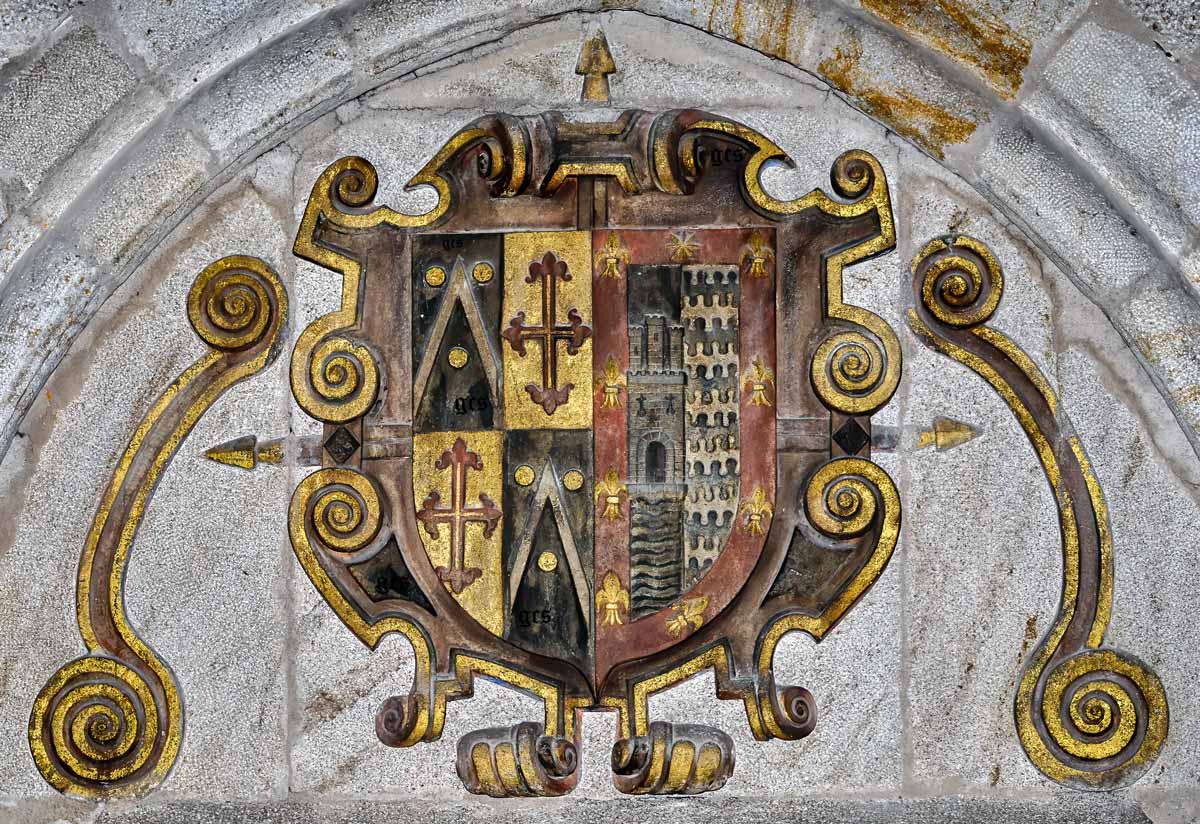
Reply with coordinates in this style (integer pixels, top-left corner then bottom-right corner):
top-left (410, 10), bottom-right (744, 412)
top-left (279, 99), bottom-right (903, 796)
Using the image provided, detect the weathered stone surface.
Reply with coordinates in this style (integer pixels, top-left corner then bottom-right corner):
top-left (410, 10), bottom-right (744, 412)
top-left (0, 0), bottom-right (84, 71)
top-left (39, 796), bottom-right (1162, 823)
top-left (1119, 0), bottom-right (1200, 60)
top-left (0, 25), bottom-right (137, 195)
top-left (1025, 21), bottom-right (1200, 256)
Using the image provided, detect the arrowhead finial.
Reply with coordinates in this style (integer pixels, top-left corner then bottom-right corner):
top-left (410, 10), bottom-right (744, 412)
top-left (204, 435), bottom-right (284, 470)
top-left (576, 29), bottom-right (616, 104)
top-left (916, 417), bottom-right (979, 452)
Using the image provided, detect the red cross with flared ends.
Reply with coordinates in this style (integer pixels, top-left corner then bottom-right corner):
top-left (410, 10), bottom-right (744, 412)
top-left (416, 437), bottom-right (501, 594)
top-left (501, 251), bottom-right (592, 414)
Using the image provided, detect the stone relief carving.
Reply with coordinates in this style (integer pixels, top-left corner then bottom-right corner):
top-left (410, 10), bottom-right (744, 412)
top-left (26, 31), bottom-right (1168, 802)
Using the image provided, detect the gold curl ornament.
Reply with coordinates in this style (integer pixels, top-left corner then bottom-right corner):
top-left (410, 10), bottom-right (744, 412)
top-left (30, 656), bottom-right (160, 792)
top-left (305, 468), bottom-right (384, 555)
top-left (811, 330), bottom-right (887, 414)
top-left (187, 256), bottom-right (278, 352)
top-left (307, 337), bottom-right (379, 419)
top-left (1021, 648), bottom-right (1167, 786)
top-left (912, 235), bottom-right (1003, 328)
top-left (804, 458), bottom-right (885, 539)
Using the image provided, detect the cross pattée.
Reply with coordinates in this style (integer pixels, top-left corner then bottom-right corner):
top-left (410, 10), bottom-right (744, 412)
top-left (501, 251), bottom-right (592, 414)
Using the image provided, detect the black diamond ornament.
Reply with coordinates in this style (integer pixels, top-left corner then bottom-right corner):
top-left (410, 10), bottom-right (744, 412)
top-left (324, 426), bottom-right (360, 464)
top-left (832, 418), bottom-right (870, 456)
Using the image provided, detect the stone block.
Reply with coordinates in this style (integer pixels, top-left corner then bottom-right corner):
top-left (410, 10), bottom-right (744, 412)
top-left (1117, 282), bottom-right (1200, 444)
top-left (114, 0), bottom-right (324, 83)
top-left (0, 25), bottom-right (137, 196)
top-left (344, 0), bottom-right (598, 80)
top-left (182, 15), bottom-right (353, 163)
top-left (1024, 21), bottom-right (1200, 256)
top-left (977, 123), bottom-right (1160, 298)
top-left (75, 126), bottom-right (211, 268)
top-left (851, 0), bottom-right (1089, 99)
top-left (804, 12), bottom-right (989, 161)
top-left (0, 242), bottom-right (102, 454)
top-left (1119, 0), bottom-right (1200, 60)
top-left (0, 0), bottom-right (83, 71)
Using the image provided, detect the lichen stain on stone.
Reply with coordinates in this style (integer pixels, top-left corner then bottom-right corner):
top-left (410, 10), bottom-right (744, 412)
top-left (860, 0), bottom-right (1032, 99)
top-left (818, 35), bottom-right (977, 160)
top-left (701, 0), bottom-right (803, 63)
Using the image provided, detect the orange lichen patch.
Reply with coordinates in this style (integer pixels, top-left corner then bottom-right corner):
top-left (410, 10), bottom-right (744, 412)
top-left (861, 0), bottom-right (1032, 99)
top-left (819, 36), bottom-right (977, 160)
top-left (701, 0), bottom-right (806, 63)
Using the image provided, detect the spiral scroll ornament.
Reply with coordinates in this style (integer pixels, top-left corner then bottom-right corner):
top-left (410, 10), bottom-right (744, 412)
top-left (1021, 649), bottom-right (1168, 788)
top-left (912, 234), bottom-right (1003, 328)
top-left (457, 722), bottom-right (578, 798)
top-left (612, 721), bottom-right (734, 795)
top-left (766, 683), bottom-right (818, 740)
top-left (811, 330), bottom-right (891, 416)
top-left (805, 457), bottom-right (888, 539)
top-left (29, 657), bottom-right (169, 796)
top-left (300, 468), bottom-right (384, 559)
top-left (187, 256), bottom-right (281, 352)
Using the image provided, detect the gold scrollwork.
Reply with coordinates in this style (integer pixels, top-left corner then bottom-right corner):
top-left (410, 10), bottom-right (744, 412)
top-left (291, 116), bottom-right (531, 423)
top-left (457, 721), bottom-right (578, 798)
top-left (612, 721), bottom-right (734, 795)
top-left (31, 256), bottom-right (288, 798)
top-left (907, 234), bottom-right (1168, 789)
top-left (753, 457), bottom-right (899, 739)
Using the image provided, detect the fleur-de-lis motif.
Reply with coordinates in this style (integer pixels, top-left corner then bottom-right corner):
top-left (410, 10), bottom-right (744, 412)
top-left (593, 232), bottom-right (630, 279)
top-left (595, 571), bottom-right (630, 626)
top-left (666, 595), bottom-right (709, 638)
top-left (743, 354), bottom-right (775, 407)
top-left (741, 230), bottom-right (774, 279)
top-left (738, 485), bottom-right (774, 536)
top-left (594, 354), bottom-right (626, 408)
top-left (666, 229), bottom-right (700, 263)
top-left (593, 466), bottom-right (628, 521)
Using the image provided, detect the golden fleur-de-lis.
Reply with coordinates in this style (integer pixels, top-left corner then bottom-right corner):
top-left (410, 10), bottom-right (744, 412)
top-left (594, 466), bottom-right (628, 521)
top-left (595, 571), bottom-right (630, 626)
top-left (739, 485), bottom-right (774, 536)
top-left (742, 354), bottom-right (775, 406)
top-left (666, 595), bottom-right (709, 638)
top-left (742, 230), bottom-right (774, 279)
top-left (594, 354), bottom-right (627, 408)
top-left (666, 229), bottom-right (700, 263)
top-left (594, 232), bottom-right (630, 279)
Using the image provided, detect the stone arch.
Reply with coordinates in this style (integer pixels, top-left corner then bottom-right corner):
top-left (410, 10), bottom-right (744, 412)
top-left (0, 2), bottom-right (1197, 465)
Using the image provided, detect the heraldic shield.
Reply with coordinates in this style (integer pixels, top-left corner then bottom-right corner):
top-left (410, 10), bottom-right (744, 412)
top-left (284, 105), bottom-right (903, 797)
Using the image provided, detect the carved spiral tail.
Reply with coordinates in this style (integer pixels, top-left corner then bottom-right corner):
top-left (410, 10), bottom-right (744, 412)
top-left (765, 683), bottom-right (818, 740)
top-left (912, 234), bottom-right (1003, 328)
top-left (187, 255), bottom-right (283, 353)
top-left (805, 457), bottom-right (890, 539)
top-left (456, 722), bottom-right (578, 797)
top-left (829, 150), bottom-right (878, 201)
top-left (811, 329), bottom-right (891, 415)
top-left (295, 468), bottom-right (384, 560)
top-left (1021, 648), bottom-right (1168, 789)
top-left (612, 721), bottom-right (734, 795)
top-left (29, 656), bottom-right (173, 797)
